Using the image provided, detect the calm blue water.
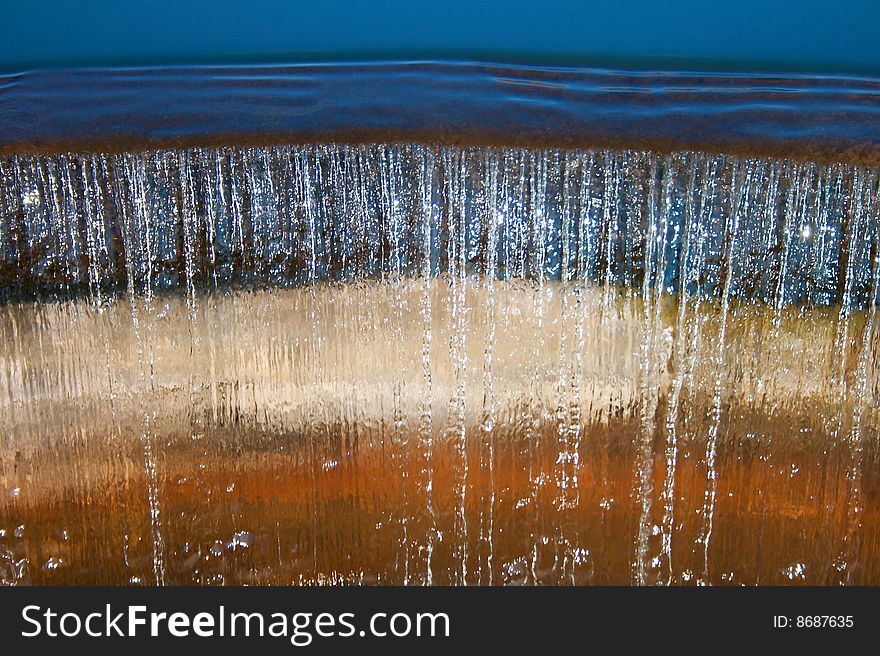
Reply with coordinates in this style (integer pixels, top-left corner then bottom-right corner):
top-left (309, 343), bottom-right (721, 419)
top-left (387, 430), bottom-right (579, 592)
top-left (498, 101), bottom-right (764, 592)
top-left (1, 2), bottom-right (879, 160)
top-left (2, 63), bottom-right (879, 162)
top-left (1, 0), bottom-right (879, 75)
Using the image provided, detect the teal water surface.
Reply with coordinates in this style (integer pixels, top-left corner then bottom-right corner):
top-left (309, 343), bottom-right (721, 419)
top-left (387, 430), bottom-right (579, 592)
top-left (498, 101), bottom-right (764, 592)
top-left (1, 0), bottom-right (879, 75)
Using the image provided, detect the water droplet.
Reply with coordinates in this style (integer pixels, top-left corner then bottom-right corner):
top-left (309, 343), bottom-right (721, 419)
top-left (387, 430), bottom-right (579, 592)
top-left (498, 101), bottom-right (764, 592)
top-left (782, 563), bottom-right (806, 580)
top-left (44, 557), bottom-right (63, 571)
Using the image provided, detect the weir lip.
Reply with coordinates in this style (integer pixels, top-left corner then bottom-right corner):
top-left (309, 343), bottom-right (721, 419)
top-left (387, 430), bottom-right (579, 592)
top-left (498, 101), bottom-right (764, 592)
top-left (2, 61), bottom-right (880, 164)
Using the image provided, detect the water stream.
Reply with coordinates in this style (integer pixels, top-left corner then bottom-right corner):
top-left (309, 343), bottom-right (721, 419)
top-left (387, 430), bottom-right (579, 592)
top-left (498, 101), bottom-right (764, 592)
top-left (0, 144), bottom-right (878, 584)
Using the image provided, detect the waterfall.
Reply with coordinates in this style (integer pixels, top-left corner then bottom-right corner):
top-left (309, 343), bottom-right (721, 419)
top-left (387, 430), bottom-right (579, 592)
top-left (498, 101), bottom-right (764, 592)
top-left (0, 144), bottom-right (878, 585)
